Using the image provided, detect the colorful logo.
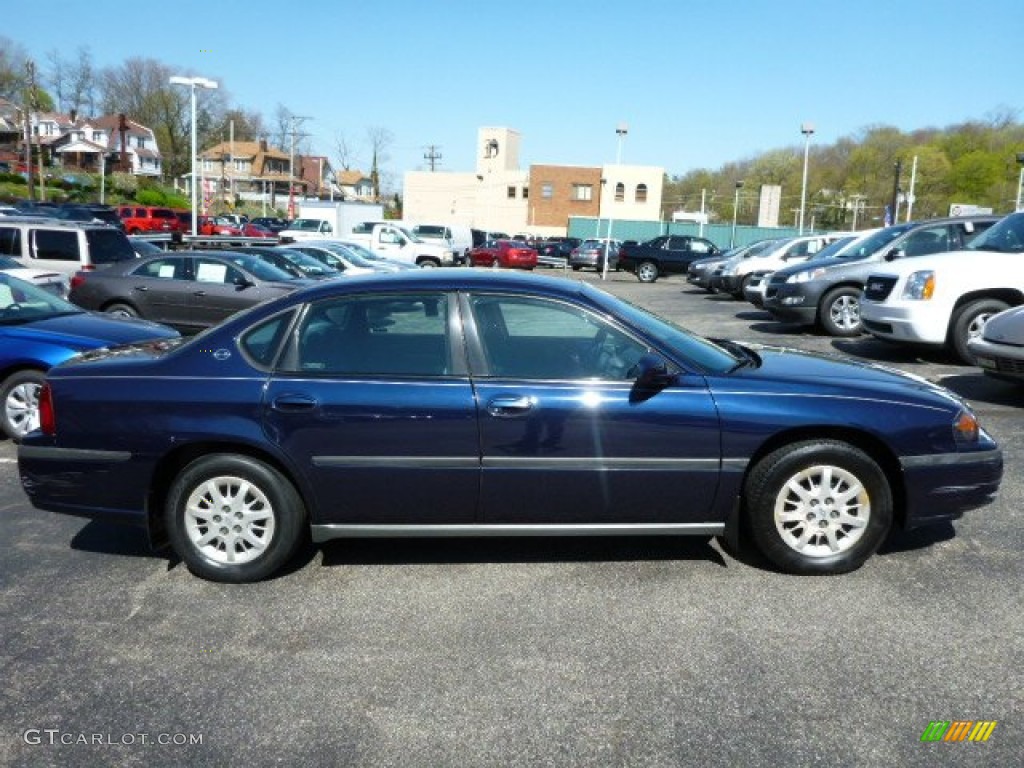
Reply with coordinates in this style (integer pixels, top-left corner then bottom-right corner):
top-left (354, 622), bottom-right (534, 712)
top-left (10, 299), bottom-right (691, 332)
top-left (920, 721), bottom-right (997, 742)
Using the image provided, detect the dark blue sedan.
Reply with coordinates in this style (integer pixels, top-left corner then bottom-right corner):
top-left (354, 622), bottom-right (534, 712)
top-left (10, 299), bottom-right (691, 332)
top-left (0, 272), bottom-right (178, 441)
top-left (18, 270), bottom-right (1002, 582)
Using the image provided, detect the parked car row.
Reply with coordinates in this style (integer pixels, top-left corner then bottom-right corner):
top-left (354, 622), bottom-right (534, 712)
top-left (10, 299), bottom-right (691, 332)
top-left (684, 212), bottom-right (1022, 370)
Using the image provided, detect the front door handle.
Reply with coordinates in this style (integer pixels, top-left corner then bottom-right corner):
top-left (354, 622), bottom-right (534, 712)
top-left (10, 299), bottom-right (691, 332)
top-left (486, 395), bottom-right (534, 417)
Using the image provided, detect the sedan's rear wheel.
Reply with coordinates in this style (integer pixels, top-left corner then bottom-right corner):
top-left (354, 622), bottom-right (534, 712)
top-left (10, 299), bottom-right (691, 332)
top-left (165, 455), bottom-right (306, 582)
top-left (745, 440), bottom-right (892, 574)
top-left (0, 369), bottom-right (45, 441)
top-left (636, 260), bottom-right (659, 283)
top-left (104, 302), bottom-right (138, 319)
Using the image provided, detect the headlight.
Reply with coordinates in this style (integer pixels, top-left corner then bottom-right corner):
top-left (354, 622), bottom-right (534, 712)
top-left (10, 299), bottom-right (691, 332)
top-left (952, 409), bottom-right (979, 443)
top-left (901, 270), bottom-right (935, 300)
top-left (787, 267), bottom-right (827, 284)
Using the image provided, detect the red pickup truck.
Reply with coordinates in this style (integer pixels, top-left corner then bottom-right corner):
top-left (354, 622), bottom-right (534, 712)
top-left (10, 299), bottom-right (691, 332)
top-left (117, 205), bottom-right (185, 236)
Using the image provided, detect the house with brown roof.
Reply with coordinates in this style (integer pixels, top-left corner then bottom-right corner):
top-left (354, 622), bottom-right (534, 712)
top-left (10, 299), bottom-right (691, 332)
top-left (24, 111), bottom-right (163, 177)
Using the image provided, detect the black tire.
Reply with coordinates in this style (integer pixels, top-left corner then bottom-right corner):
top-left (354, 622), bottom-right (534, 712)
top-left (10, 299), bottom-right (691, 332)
top-left (0, 369), bottom-right (46, 441)
top-left (744, 440), bottom-right (892, 575)
top-left (104, 302), bottom-right (139, 319)
top-left (165, 454), bottom-right (306, 583)
top-left (950, 299), bottom-right (1009, 365)
top-left (416, 258), bottom-right (440, 269)
top-left (636, 260), bottom-right (659, 283)
top-left (819, 286), bottom-right (863, 337)
top-left (731, 273), bottom-right (753, 300)
top-left (571, 265), bottom-right (582, 271)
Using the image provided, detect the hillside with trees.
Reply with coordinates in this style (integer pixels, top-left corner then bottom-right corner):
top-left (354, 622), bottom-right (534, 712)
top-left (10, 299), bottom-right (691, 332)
top-left (663, 112), bottom-right (1024, 230)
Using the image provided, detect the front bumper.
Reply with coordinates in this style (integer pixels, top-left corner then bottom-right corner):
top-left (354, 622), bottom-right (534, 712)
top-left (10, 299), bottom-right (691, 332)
top-left (899, 445), bottom-right (1003, 528)
top-left (967, 337), bottom-right (1024, 382)
top-left (860, 300), bottom-right (951, 344)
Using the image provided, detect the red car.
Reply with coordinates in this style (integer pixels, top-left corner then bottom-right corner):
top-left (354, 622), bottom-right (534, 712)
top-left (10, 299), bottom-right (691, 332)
top-left (241, 222), bottom-right (277, 239)
top-left (469, 239), bottom-right (537, 270)
top-left (197, 215), bottom-right (244, 236)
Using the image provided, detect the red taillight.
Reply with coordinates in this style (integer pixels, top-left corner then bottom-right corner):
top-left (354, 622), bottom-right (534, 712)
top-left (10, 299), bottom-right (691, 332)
top-left (70, 273), bottom-right (88, 290)
top-left (38, 382), bottom-right (55, 435)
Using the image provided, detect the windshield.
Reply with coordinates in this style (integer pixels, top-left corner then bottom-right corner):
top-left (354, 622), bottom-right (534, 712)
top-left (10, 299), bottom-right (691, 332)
top-left (582, 283), bottom-right (740, 374)
top-left (966, 212), bottom-right (1024, 254)
top-left (223, 253), bottom-right (298, 282)
top-left (0, 272), bottom-right (81, 325)
top-left (834, 223), bottom-right (915, 261)
top-left (289, 219), bottom-right (323, 232)
top-left (338, 241), bottom-right (388, 263)
top-left (283, 251), bottom-right (335, 275)
top-left (801, 235), bottom-right (858, 262)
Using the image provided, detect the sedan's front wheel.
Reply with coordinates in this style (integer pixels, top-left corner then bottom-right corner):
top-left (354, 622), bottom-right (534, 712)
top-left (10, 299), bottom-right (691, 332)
top-left (744, 440), bottom-right (892, 574)
top-left (0, 369), bottom-right (45, 441)
top-left (950, 299), bottom-right (1009, 365)
top-left (165, 455), bottom-right (306, 582)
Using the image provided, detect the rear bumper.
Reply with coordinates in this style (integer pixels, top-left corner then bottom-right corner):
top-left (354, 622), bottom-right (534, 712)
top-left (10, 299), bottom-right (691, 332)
top-left (18, 444), bottom-right (151, 527)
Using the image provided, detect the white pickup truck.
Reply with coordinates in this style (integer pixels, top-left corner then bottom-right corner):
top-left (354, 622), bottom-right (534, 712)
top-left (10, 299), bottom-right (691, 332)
top-left (860, 212), bottom-right (1024, 364)
top-left (347, 222), bottom-right (457, 268)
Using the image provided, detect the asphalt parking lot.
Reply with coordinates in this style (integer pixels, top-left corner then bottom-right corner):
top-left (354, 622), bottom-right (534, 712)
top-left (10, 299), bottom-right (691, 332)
top-left (1, 269), bottom-right (1020, 768)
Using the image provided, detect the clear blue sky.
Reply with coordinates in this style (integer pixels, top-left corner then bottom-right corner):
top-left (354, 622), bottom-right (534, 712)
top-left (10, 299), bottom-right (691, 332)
top-left (7, 0), bottom-right (1022, 187)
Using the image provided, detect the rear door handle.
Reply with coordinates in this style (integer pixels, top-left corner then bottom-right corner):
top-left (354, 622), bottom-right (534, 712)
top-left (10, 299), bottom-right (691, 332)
top-left (486, 395), bottom-right (534, 417)
top-left (272, 394), bottom-right (318, 412)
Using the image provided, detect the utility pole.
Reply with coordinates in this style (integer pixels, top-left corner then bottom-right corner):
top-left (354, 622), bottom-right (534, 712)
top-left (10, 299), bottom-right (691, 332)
top-left (287, 114), bottom-right (312, 220)
top-left (890, 159), bottom-right (902, 226)
top-left (26, 60), bottom-right (47, 201)
top-left (423, 145), bottom-right (442, 172)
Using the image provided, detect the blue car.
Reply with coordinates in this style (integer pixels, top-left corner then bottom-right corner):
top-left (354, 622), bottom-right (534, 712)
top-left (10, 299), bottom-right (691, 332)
top-left (18, 270), bottom-right (1002, 582)
top-left (0, 272), bottom-right (178, 440)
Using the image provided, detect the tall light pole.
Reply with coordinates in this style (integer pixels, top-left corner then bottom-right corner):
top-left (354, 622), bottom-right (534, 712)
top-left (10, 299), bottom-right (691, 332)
top-left (169, 75), bottom-right (218, 237)
top-left (798, 122), bottom-right (815, 234)
top-left (730, 181), bottom-right (744, 248)
top-left (1015, 152), bottom-right (1024, 212)
top-left (602, 123), bottom-right (628, 281)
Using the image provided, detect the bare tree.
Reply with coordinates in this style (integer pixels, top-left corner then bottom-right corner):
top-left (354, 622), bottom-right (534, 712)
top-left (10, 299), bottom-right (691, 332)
top-left (68, 47), bottom-right (96, 117)
top-left (333, 130), bottom-right (355, 171)
top-left (272, 104), bottom-right (291, 150)
top-left (0, 37), bottom-right (29, 100)
top-left (366, 126), bottom-right (393, 200)
top-left (45, 49), bottom-right (65, 112)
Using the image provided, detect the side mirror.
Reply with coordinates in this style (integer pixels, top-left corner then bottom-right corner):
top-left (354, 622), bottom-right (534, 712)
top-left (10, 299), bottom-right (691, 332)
top-left (234, 277), bottom-right (255, 289)
top-left (884, 247), bottom-right (905, 262)
top-left (632, 354), bottom-right (674, 389)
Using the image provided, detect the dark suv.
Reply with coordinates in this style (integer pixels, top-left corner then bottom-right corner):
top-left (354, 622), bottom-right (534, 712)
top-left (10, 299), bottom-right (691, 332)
top-left (617, 235), bottom-right (721, 282)
top-left (762, 215), bottom-right (999, 336)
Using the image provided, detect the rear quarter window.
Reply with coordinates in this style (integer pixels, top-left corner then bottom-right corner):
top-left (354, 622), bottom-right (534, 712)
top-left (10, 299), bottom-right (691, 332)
top-left (85, 229), bottom-right (137, 264)
top-left (0, 227), bottom-right (21, 256)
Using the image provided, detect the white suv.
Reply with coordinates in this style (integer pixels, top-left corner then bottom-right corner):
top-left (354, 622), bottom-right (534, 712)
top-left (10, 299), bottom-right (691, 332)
top-left (860, 212), bottom-right (1024, 363)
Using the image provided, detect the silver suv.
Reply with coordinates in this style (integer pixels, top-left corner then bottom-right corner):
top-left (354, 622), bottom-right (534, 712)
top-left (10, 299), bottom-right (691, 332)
top-left (0, 217), bottom-right (138, 275)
